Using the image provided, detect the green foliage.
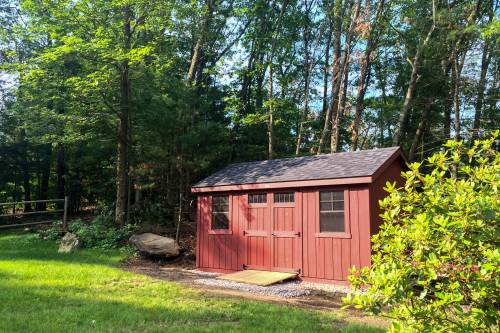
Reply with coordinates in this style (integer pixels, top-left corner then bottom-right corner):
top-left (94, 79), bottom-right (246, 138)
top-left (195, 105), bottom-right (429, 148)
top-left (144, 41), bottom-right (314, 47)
top-left (38, 215), bottom-right (137, 249)
top-left (0, 0), bottom-right (498, 221)
top-left (69, 216), bottom-right (137, 249)
top-left (38, 220), bottom-right (64, 241)
top-left (344, 132), bottom-right (500, 332)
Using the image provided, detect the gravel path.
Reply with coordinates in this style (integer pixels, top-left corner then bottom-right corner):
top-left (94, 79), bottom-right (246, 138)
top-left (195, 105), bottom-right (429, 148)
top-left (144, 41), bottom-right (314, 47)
top-left (194, 278), bottom-right (312, 298)
top-left (125, 258), bottom-right (352, 299)
top-left (300, 281), bottom-right (352, 294)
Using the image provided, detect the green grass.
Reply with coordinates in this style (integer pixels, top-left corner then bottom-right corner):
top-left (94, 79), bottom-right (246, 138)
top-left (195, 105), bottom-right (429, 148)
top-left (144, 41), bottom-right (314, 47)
top-left (0, 232), bottom-right (385, 333)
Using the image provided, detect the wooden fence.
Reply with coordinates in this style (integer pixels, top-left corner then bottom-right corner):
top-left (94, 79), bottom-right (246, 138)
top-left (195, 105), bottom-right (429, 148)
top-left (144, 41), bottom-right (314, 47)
top-left (0, 197), bottom-right (68, 230)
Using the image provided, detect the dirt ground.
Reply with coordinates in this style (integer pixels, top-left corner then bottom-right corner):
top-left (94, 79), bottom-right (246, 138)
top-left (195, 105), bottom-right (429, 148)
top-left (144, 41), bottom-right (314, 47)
top-left (123, 256), bottom-right (389, 329)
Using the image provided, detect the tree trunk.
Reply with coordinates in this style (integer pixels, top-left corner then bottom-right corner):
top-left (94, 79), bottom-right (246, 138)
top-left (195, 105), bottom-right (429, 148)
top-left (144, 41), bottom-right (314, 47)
top-left (350, 0), bottom-right (385, 151)
top-left (472, 30), bottom-right (493, 140)
top-left (267, 0), bottom-right (288, 160)
top-left (393, 0), bottom-right (435, 146)
top-left (187, 39), bottom-right (203, 84)
top-left (36, 144), bottom-right (51, 211)
top-left (452, 49), bottom-right (467, 142)
top-left (19, 129), bottom-right (32, 212)
top-left (56, 144), bottom-right (65, 209)
top-left (115, 4), bottom-right (131, 227)
top-left (442, 64), bottom-right (452, 141)
top-left (268, 64), bottom-right (274, 159)
top-left (331, 61), bottom-right (350, 152)
top-left (320, 24), bottom-right (332, 125)
top-left (318, 1), bottom-right (345, 154)
top-left (295, 0), bottom-right (312, 155)
top-left (240, 40), bottom-right (256, 113)
top-left (409, 99), bottom-right (431, 162)
top-left (187, 0), bottom-right (215, 84)
top-left (329, 0), bottom-right (360, 153)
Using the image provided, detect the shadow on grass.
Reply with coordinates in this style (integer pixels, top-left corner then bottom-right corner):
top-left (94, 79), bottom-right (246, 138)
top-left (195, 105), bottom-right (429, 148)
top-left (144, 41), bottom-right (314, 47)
top-left (0, 272), bottom-right (350, 333)
top-left (0, 232), bottom-right (386, 333)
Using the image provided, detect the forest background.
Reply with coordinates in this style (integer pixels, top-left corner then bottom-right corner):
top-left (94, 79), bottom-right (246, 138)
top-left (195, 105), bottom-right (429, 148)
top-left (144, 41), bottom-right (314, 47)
top-left (0, 0), bottom-right (497, 227)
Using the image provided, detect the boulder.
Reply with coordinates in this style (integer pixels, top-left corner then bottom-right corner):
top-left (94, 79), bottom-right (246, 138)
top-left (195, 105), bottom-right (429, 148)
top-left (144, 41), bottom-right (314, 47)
top-left (129, 233), bottom-right (180, 258)
top-left (58, 232), bottom-right (80, 253)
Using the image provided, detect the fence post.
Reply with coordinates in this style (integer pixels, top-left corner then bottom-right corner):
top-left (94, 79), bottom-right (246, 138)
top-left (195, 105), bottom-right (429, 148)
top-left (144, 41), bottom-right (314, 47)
top-left (63, 196), bottom-right (69, 232)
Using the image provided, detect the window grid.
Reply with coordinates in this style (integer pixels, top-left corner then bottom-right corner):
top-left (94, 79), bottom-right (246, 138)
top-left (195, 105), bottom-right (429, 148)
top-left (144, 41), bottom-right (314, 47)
top-left (274, 192), bottom-right (294, 203)
top-left (212, 195), bottom-right (229, 230)
top-left (248, 193), bottom-right (267, 204)
top-left (319, 191), bottom-right (345, 233)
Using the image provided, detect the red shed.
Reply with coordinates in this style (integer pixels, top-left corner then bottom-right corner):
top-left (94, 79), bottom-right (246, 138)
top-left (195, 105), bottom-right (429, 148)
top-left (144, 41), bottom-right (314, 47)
top-left (191, 147), bottom-right (406, 284)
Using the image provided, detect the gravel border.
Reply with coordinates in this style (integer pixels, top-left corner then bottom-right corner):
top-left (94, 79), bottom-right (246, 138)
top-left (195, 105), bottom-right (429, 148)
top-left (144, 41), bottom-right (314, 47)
top-left (300, 281), bottom-right (352, 294)
top-left (162, 268), bottom-right (354, 298)
top-left (195, 278), bottom-right (311, 298)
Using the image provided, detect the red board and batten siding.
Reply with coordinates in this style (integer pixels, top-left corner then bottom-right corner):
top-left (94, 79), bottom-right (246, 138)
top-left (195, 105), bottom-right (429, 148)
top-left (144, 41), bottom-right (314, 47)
top-left (301, 186), bottom-right (371, 284)
top-left (368, 158), bottom-right (405, 236)
top-left (197, 194), bottom-right (245, 273)
top-left (196, 186), bottom-right (374, 283)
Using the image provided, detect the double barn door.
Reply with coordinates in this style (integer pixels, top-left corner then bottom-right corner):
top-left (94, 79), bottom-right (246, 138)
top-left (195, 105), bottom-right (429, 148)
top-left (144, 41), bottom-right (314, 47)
top-left (243, 192), bottom-right (302, 273)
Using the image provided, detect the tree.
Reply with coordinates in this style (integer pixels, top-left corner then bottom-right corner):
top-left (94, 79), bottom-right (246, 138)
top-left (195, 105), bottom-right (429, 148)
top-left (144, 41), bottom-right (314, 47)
top-left (344, 131), bottom-right (500, 332)
top-left (392, 0), bottom-right (436, 146)
top-left (349, 0), bottom-right (386, 151)
top-left (0, 0), bottom-right (497, 233)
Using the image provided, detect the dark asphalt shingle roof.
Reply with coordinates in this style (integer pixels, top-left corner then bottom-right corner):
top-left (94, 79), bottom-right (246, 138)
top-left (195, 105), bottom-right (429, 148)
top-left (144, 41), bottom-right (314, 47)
top-left (194, 147), bottom-right (403, 188)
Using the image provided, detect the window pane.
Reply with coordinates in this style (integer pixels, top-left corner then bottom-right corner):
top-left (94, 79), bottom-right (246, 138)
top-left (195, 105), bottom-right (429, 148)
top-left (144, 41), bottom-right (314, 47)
top-left (220, 196), bottom-right (229, 205)
top-left (320, 212), bottom-right (345, 232)
top-left (212, 213), bottom-right (229, 230)
top-left (320, 202), bottom-right (332, 211)
top-left (332, 191), bottom-right (344, 201)
top-left (332, 200), bottom-right (344, 211)
top-left (319, 191), bottom-right (345, 232)
top-left (212, 196), bottom-right (229, 213)
top-left (320, 192), bottom-right (332, 201)
top-left (249, 193), bottom-right (267, 204)
top-left (274, 192), bottom-right (294, 203)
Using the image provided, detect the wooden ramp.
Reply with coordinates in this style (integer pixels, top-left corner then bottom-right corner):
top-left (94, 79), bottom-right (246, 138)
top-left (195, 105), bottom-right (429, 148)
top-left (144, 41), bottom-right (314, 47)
top-left (217, 270), bottom-right (297, 286)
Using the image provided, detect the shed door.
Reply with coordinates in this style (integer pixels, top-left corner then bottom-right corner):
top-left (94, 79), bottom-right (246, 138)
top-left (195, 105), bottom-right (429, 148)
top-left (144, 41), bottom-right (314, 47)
top-left (271, 193), bottom-right (302, 273)
top-left (243, 192), bottom-right (302, 273)
top-left (244, 204), bottom-right (271, 271)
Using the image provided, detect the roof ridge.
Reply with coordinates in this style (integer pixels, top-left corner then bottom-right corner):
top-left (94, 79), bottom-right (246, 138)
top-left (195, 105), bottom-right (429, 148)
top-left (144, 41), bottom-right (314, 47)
top-left (224, 146), bottom-right (400, 167)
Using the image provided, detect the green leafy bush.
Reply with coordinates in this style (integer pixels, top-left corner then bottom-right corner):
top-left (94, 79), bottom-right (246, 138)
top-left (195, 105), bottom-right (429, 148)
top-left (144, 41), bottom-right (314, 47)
top-left (69, 216), bottom-right (137, 249)
top-left (38, 220), bottom-right (64, 240)
top-left (38, 214), bottom-right (137, 249)
top-left (344, 132), bottom-right (499, 332)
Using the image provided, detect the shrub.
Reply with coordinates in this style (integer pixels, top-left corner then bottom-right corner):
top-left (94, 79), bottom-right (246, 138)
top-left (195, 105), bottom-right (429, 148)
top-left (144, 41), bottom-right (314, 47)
top-left (344, 132), bottom-right (499, 332)
top-left (38, 214), bottom-right (137, 249)
top-left (69, 215), bottom-right (137, 249)
top-left (38, 220), bottom-right (64, 240)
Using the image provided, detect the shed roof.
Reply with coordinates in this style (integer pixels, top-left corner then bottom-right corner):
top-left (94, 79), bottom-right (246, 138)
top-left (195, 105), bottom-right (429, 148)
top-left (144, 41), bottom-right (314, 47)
top-left (194, 147), bottom-right (404, 189)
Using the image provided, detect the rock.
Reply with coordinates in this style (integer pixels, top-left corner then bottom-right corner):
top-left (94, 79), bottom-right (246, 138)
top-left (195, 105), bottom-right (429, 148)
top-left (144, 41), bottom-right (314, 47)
top-left (129, 233), bottom-right (180, 258)
top-left (58, 233), bottom-right (80, 253)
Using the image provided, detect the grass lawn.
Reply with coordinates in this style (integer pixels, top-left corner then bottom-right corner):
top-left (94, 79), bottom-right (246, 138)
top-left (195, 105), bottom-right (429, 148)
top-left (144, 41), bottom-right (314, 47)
top-left (0, 232), bottom-right (384, 333)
